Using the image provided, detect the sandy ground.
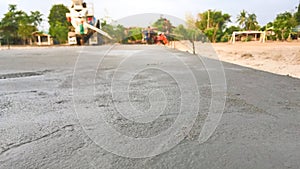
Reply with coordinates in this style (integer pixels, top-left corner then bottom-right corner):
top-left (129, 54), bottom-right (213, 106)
top-left (171, 41), bottom-right (300, 79)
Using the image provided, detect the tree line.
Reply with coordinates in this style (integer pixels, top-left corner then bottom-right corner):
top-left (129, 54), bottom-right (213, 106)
top-left (1, 3), bottom-right (300, 45)
top-left (0, 4), bottom-right (70, 45)
top-left (105, 5), bottom-right (300, 44)
top-left (0, 4), bottom-right (42, 46)
top-left (175, 5), bottom-right (300, 43)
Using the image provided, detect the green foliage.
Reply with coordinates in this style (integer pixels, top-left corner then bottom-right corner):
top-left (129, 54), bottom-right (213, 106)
top-left (294, 3), bottom-right (300, 24)
top-left (0, 5), bottom-right (20, 44)
top-left (236, 10), bottom-right (247, 30)
top-left (49, 21), bottom-right (68, 44)
top-left (220, 26), bottom-right (241, 42)
top-left (196, 10), bottom-right (231, 43)
top-left (18, 14), bottom-right (38, 45)
top-left (173, 24), bottom-right (203, 41)
top-left (48, 4), bottom-right (70, 44)
top-left (102, 24), bottom-right (126, 43)
top-left (127, 27), bottom-right (142, 41)
top-left (173, 24), bottom-right (188, 40)
top-left (30, 11), bottom-right (43, 26)
top-left (247, 13), bottom-right (259, 30)
top-left (237, 10), bottom-right (259, 30)
top-left (0, 4), bottom-right (43, 45)
top-left (17, 11), bottom-right (43, 44)
top-left (101, 20), bottom-right (107, 28)
top-left (203, 28), bottom-right (214, 41)
top-left (273, 12), bottom-right (297, 40)
top-left (224, 25), bottom-right (241, 35)
top-left (260, 22), bottom-right (272, 31)
top-left (152, 17), bottom-right (173, 33)
top-left (220, 32), bottom-right (230, 42)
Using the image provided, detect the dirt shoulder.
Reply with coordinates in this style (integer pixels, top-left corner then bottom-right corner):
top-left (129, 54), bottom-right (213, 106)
top-left (171, 41), bottom-right (300, 79)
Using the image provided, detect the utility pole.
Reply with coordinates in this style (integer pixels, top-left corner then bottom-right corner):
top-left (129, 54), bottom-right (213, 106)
top-left (207, 9), bottom-right (210, 29)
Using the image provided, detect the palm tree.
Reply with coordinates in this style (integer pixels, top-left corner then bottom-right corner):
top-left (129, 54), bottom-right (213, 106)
top-left (30, 11), bottom-right (43, 26)
top-left (237, 10), bottom-right (247, 30)
top-left (246, 13), bottom-right (258, 30)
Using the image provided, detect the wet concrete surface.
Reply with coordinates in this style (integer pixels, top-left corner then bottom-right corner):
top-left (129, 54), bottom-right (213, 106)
top-left (0, 45), bottom-right (299, 169)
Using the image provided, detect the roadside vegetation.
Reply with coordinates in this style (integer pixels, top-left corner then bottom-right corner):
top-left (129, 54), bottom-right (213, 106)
top-left (1, 3), bottom-right (300, 45)
top-left (0, 5), bottom-right (42, 46)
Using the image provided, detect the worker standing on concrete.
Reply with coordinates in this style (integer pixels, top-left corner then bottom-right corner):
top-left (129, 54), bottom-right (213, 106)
top-left (79, 20), bottom-right (85, 45)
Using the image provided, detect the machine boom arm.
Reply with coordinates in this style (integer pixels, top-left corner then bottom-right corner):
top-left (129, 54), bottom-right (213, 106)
top-left (84, 23), bottom-right (112, 39)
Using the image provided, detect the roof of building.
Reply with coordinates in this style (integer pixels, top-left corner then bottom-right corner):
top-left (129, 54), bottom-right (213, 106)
top-left (32, 31), bottom-right (51, 36)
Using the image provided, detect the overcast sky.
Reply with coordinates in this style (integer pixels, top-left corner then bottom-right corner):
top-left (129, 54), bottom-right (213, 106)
top-left (0, 0), bottom-right (299, 31)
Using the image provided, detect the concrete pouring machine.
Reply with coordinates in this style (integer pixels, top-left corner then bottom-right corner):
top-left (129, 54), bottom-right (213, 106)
top-left (66, 0), bottom-right (112, 45)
